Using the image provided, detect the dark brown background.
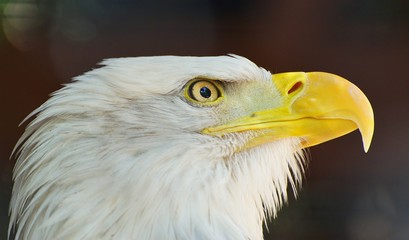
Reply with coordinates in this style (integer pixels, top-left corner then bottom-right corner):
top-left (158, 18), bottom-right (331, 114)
top-left (1, 0), bottom-right (408, 239)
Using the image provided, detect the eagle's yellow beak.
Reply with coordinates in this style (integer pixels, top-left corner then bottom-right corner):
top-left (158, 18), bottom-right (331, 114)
top-left (202, 72), bottom-right (374, 152)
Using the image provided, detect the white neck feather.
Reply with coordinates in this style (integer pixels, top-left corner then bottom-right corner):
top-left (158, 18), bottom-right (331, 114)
top-left (10, 124), bottom-right (305, 240)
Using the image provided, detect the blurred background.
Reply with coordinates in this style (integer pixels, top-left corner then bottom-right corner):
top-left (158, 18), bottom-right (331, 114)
top-left (0, 0), bottom-right (408, 239)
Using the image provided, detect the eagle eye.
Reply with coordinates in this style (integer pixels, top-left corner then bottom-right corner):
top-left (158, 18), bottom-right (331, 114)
top-left (185, 80), bottom-right (224, 105)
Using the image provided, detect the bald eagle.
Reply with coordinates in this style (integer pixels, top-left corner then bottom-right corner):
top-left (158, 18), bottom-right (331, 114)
top-left (9, 55), bottom-right (373, 240)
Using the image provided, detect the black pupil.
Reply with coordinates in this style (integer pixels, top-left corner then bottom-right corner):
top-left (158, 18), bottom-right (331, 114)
top-left (200, 87), bottom-right (212, 98)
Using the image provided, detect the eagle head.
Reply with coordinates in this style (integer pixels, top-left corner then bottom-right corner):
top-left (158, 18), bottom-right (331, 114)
top-left (9, 55), bottom-right (374, 239)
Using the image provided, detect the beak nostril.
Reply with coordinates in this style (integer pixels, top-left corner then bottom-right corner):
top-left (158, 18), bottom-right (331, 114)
top-left (288, 81), bottom-right (303, 95)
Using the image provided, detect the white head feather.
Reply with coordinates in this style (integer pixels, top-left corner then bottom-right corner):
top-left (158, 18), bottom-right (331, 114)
top-left (9, 55), bottom-right (306, 240)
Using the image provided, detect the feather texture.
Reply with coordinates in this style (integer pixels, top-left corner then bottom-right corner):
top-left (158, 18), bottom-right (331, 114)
top-left (9, 55), bottom-right (306, 240)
